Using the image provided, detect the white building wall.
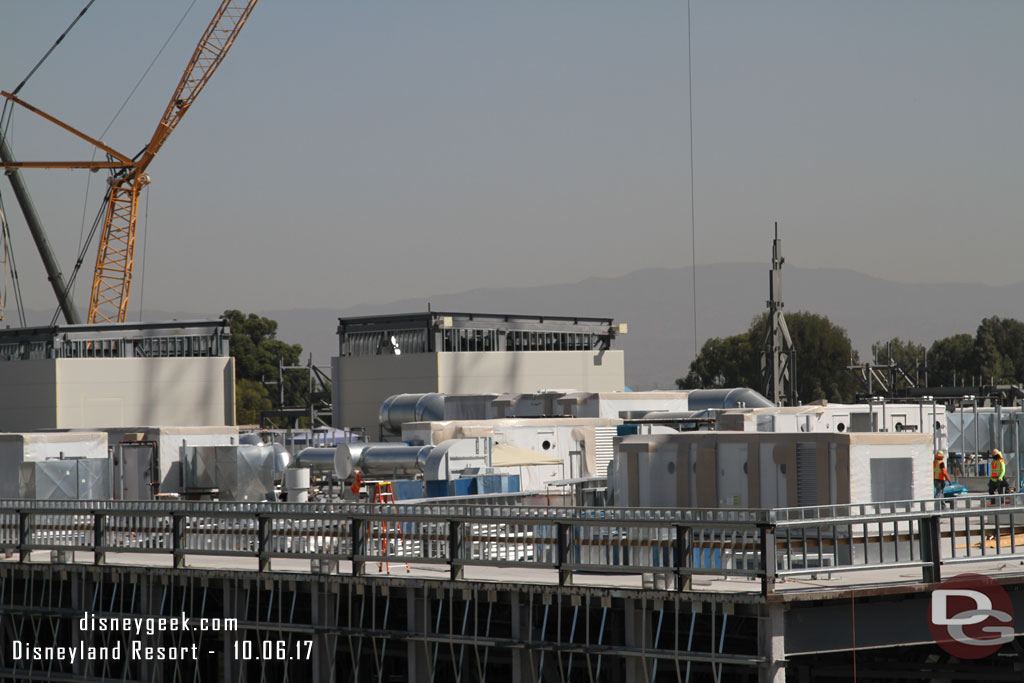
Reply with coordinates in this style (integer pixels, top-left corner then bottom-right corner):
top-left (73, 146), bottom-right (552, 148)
top-left (0, 358), bottom-right (234, 431)
top-left (437, 350), bottom-right (624, 396)
top-left (847, 433), bottom-right (933, 503)
top-left (54, 357), bottom-right (234, 428)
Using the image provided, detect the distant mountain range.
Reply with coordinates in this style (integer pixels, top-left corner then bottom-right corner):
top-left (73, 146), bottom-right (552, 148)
top-left (17, 264), bottom-right (1024, 390)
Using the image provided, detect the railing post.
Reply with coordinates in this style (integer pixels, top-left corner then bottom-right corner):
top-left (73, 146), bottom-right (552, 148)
top-left (257, 514), bottom-right (270, 572)
top-left (93, 512), bottom-right (106, 566)
top-left (557, 522), bottom-right (572, 586)
top-left (675, 524), bottom-right (692, 591)
top-left (18, 511), bottom-right (29, 563)
top-left (760, 524), bottom-right (777, 597)
top-left (920, 515), bottom-right (942, 584)
top-left (172, 512), bottom-right (185, 569)
top-left (449, 520), bottom-right (464, 581)
top-left (351, 518), bottom-right (365, 577)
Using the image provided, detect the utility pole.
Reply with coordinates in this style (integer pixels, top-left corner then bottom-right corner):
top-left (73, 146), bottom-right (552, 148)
top-left (760, 222), bottom-right (797, 406)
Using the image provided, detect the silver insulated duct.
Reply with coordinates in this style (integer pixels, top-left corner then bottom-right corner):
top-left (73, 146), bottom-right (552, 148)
top-left (379, 393), bottom-right (445, 434)
top-left (334, 442), bottom-right (432, 480)
top-left (686, 387), bottom-right (774, 410)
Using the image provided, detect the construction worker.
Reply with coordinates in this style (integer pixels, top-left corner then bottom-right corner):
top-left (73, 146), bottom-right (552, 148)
top-left (988, 449), bottom-right (1009, 496)
top-left (933, 451), bottom-right (952, 497)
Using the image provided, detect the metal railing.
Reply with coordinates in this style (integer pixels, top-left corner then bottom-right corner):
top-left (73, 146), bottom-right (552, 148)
top-left (3, 495), bottom-right (1024, 596)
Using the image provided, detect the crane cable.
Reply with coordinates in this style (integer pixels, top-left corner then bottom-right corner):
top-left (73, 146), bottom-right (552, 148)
top-left (0, 0), bottom-right (97, 326)
top-left (49, 185), bottom-right (110, 327)
top-left (687, 0), bottom-right (698, 361)
top-left (11, 0), bottom-right (98, 97)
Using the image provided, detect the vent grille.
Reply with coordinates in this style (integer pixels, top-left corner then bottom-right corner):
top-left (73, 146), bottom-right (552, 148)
top-left (796, 442), bottom-right (817, 506)
top-left (594, 427), bottom-right (617, 476)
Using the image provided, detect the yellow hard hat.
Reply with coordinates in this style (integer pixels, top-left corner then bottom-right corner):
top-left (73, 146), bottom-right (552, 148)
top-left (992, 449), bottom-right (1003, 458)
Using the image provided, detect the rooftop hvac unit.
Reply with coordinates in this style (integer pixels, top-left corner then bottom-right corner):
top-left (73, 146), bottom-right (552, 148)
top-left (181, 445), bottom-right (275, 501)
top-left (18, 459), bottom-right (110, 500)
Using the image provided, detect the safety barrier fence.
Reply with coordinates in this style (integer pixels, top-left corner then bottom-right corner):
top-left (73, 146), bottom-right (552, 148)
top-left (2, 494), bottom-right (1024, 596)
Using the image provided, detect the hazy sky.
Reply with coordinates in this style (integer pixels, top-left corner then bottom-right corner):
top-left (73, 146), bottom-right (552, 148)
top-left (2, 1), bottom-right (1023, 322)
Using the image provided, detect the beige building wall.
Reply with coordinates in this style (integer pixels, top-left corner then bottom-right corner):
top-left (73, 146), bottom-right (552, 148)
top-left (0, 361), bottom-right (59, 430)
top-left (334, 354), bottom-right (440, 435)
top-left (52, 357), bottom-right (235, 428)
top-left (437, 350), bottom-right (625, 395)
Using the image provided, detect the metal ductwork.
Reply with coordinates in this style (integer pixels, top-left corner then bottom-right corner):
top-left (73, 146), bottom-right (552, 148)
top-left (334, 442), bottom-right (433, 480)
top-left (639, 410), bottom-right (713, 421)
top-left (272, 443), bottom-right (291, 474)
top-left (292, 447), bottom-right (338, 473)
top-left (379, 393), bottom-right (446, 434)
top-left (686, 388), bottom-right (774, 410)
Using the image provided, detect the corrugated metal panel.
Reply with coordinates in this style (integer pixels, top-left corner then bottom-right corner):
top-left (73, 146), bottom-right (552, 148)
top-left (796, 442), bottom-right (817, 506)
top-left (594, 427), bottom-right (617, 476)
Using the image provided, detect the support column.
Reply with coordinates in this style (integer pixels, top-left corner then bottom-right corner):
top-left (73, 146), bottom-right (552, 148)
top-left (310, 580), bottom-right (338, 682)
top-left (510, 592), bottom-right (529, 683)
top-left (623, 597), bottom-right (652, 683)
top-left (759, 602), bottom-right (786, 683)
top-left (406, 586), bottom-right (432, 681)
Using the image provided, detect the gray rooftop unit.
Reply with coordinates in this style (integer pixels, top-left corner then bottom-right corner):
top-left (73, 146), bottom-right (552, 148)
top-left (18, 459), bottom-right (110, 500)
top-left (182, 445), bottom-right (275, 502)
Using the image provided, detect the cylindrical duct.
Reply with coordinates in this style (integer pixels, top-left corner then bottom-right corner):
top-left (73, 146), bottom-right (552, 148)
top-left (379, 393), bottom-right (445, 434)
top-left (686, 387), bottom-right (774, 410)
top-left (335, 443), bottom-right (432, 479)
top-left (333, 442), bottom-right (393, 480)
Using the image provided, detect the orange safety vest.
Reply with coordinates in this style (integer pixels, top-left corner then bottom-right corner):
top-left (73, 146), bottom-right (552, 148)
top-left (991, 457), bottom-right (1006, 481)
top-left (934, 460), bottom-right (950, 482)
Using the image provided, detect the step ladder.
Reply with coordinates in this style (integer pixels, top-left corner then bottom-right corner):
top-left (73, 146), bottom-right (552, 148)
top-left (371, 481), bottom-right (409, 574)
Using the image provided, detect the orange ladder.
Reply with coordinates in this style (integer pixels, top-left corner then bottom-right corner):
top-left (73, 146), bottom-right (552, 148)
top-left (371, 481), bottom-right (409, 573)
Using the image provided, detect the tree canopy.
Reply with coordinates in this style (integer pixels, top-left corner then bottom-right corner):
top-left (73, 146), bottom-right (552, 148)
top-left (875, 317), bottom-right (1024, 387)
top-left (224, 310), bottom-right (303, 424)
top-left (678, 311), bottom-right (860, 403)
top-left (679, 314), bottom-right (1024, 405)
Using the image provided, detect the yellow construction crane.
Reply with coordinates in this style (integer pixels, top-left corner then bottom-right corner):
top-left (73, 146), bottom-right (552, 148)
top-left (0, 0), bottom-right (258, 323)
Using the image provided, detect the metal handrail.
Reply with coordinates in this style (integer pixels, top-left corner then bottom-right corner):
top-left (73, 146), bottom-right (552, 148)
top-left (3, 497), bottom-right (1024, 596)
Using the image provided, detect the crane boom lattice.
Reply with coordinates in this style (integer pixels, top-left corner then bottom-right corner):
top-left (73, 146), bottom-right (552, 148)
top-left (88, 0), bottom-right (258, 323)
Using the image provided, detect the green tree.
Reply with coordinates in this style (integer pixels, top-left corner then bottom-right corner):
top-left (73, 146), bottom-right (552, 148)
top-left (974, 316), bottom-right (1024, 384)
top-left (678, 312), bottom-right (859, 402)
top-left (677, 333), bottom-right (756, 389)
top-left (235, 378), bottom-right (272, 425)
top-left (872, 337), bottom-right (926, 371)
top-left (224, 310), bottom-right (303, 424)
top-left (926, 334), bottom-right (976, 386)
